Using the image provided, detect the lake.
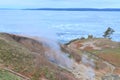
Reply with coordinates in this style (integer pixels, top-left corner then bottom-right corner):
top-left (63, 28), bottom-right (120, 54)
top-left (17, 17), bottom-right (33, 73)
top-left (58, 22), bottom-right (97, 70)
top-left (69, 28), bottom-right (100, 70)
top-left (0, 10), bottom-right (120, 43)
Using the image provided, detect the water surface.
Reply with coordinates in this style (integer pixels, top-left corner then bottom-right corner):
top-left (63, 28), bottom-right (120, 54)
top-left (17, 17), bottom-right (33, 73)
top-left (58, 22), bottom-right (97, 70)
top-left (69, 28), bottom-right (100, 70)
top-left (0, 10), bottom-right (120, 43)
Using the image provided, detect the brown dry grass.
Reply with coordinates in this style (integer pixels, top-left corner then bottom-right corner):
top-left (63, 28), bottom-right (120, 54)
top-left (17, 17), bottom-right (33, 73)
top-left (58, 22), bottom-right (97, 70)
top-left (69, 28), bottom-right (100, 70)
top-left (0, 33), bottom-right (77, 80)
top-left (98, 52), bottom-right (120, 67)
top-left (67, 38), bottom-right (120, 76)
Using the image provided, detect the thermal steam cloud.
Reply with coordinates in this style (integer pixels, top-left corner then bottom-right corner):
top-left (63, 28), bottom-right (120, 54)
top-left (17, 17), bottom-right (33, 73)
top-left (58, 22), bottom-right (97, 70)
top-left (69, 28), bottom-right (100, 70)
top-left (19, 26), bottom-right (74, 69)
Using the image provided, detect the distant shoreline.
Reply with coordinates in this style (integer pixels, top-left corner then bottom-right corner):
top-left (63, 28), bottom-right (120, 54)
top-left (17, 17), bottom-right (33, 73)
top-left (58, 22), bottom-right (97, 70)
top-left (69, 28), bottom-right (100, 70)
top-left (23, 8), bottom-right (120, 11)
top-left (1, 8), bottom-right (120, 11)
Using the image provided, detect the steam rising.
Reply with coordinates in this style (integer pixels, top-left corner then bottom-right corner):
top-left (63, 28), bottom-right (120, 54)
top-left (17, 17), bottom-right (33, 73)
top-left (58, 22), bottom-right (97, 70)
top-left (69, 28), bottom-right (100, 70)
top-left (41, 39), bottom-right (74, 69)
top-left (19, 27), bottom-right (74, 69)
top-left (10, 27), bottom-right (96, 79)
top-left (81, 54), bottom-right (95, 68)
top-left (81, 54), bottom-right (95, 80)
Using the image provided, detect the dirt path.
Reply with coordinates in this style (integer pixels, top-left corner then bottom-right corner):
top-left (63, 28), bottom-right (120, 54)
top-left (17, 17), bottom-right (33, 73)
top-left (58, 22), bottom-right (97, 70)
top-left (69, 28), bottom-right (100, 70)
top-left (3, 68), bottom-right (30, 80)
top-left (80, 41), bottom-right (101, 50)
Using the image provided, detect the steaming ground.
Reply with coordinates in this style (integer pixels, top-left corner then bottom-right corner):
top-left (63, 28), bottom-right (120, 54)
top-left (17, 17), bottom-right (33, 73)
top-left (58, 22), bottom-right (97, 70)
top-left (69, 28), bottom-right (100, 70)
top-left (44, 44), bottom-right (96, 79)
top-left (1, 32), bottom-right (119, 80)
top-left (33, 36), bottom-right (96, 79)
top-left (42, 39), bottom-right (74, 69)
top-left (13, 28), bottom-right (97, 79)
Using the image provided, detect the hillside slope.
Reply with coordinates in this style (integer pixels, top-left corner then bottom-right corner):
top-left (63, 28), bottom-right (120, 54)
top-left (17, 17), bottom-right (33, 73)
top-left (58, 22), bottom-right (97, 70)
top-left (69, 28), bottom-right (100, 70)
top-left (1, 33), bottom-right (120, 80)
top-left (0, 33), bottom-right (77, 80)
top-left (66, 38), bottom-right (120, 77)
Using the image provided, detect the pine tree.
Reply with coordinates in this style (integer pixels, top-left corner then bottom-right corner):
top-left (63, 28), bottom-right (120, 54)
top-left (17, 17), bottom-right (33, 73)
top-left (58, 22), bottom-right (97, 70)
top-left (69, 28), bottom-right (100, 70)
top-left (103, 27), bottom-right (115, 39)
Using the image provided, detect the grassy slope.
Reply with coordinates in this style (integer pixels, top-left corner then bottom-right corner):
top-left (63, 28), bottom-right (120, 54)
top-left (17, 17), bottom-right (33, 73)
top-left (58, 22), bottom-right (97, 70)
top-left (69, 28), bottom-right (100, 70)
top-left (90, 47), bottom-right (120, 66)
top-left (0, 69), bottom-right (22, 80)
top-left (0, 33), bottom-right (34, 73)
top-left (0, 33), bottom-right (58, 80)
top-left (0, 33), bottom-right (77, 80)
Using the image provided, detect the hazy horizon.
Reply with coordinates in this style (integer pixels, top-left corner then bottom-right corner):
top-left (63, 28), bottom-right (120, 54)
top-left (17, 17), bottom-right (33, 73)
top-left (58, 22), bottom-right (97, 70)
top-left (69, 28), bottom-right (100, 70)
top-left (0, 0), bottom-right (120, 9)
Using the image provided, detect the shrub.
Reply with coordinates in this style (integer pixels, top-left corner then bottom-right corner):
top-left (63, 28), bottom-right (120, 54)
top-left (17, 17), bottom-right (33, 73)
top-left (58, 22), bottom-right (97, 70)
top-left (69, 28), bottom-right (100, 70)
top-left (80, 37), bottom-right (85, 40)
top-left (88, 35), bottom-right (93, 39)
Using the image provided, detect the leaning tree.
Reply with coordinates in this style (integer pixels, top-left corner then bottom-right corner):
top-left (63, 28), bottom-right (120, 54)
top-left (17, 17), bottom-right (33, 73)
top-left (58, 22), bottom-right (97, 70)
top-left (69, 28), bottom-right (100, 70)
top-left (103, 27), bottom-right (115, 39)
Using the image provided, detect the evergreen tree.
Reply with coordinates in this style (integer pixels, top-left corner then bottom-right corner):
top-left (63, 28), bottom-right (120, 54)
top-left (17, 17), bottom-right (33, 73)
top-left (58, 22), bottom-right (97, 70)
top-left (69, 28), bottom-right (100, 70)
top-left (103, 27), bottom-right (115, 39)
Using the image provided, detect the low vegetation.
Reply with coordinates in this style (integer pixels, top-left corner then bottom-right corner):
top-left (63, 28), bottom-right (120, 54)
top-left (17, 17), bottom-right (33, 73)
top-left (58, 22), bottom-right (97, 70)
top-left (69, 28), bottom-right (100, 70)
top-left (0, 35), bottom-right (34, 73)
top-left (0, 33), bottom-right (77, 80)
top-left (90, 47), bottom-right (120, 66)
top-left (0, 69), bottom-right (22, 80)
top-left (31, 67), bottom-right (55, 80)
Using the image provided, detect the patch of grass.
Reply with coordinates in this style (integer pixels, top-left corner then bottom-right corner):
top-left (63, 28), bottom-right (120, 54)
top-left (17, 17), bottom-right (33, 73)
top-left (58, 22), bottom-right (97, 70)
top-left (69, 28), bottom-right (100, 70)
top-left (90, 47), bottom-right (120, 55)
top-left (32, 67), bottom-right (56, 80)
top-left (0, 69), bottom-right (23, 80)
top-left (89, 47), bottom-right (120, 66)
top-left (0, 36), bottom-right (34, 74)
